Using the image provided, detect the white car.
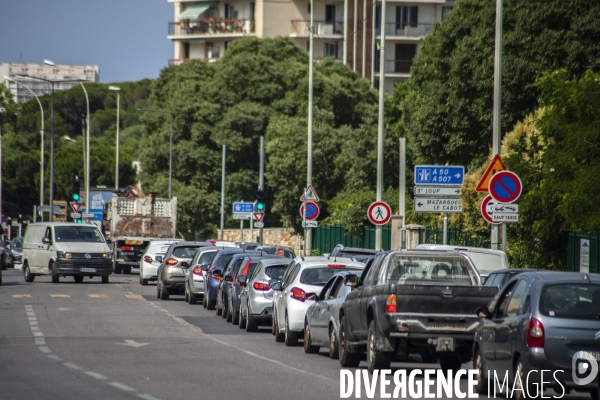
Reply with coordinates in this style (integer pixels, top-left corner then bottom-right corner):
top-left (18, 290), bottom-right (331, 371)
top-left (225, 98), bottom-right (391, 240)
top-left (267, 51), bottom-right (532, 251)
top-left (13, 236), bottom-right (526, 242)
top-left (139, 240), bottom-right (179, 285)
top-left (271, 256), bottom-right (365, 346)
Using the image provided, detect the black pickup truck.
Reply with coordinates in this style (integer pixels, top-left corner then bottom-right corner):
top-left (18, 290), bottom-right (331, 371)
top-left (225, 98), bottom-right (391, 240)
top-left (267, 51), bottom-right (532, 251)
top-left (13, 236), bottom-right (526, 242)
top-left (338, 250), bottom-right (498, 374)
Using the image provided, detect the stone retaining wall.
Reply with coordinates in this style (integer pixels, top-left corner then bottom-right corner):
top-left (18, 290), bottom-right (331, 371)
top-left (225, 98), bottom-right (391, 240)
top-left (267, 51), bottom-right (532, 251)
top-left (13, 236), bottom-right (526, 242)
top-left (221, 228), bottom-right (303, 254)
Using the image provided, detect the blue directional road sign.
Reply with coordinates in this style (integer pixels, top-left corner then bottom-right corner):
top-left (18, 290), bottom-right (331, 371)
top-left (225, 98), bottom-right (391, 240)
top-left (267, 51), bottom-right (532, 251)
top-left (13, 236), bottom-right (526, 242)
top-left (414, 165), bottom-right (464, 186)
top-left (233, 202), bottom-right (254, 213)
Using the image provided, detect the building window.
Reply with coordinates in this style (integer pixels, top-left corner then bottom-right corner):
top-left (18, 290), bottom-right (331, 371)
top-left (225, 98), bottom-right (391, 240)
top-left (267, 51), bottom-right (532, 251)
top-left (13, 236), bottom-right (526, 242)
top-left (374, 80), bottom-right (379, 90)
top-left (225, 4), bottom-right (237, 19)
top-left (396, 6), bottom-right (418, 30)
top-left (442, 7), bottom-right (452, 21)
top-left (325, 5), bottom-right (336, 22)
top-left (325, 42), bottom-right (339, 59)
top-left (375, 5), bottom-right (381, 35)
top-left (394, 44), bottom-right (416, 73)
top-left (308, 3), bottom-right (311, 13)
top-left (250, 3), bottom-right (255, 20)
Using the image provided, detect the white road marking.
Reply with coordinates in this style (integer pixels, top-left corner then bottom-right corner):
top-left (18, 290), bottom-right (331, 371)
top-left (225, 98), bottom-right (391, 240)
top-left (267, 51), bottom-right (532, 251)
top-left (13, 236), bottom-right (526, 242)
top-left (48, 355), bottom-right (63, 361)
top-left (31, 326), bottom-right (40, 331)
top-left (108, 382), bottom-right (135, 392)
top-left (63, 362), bottom-right (82, 370)
top-left (84, 371), bottom-right (107, 380)
top-left (30, 321), bottom-right (38, 326)
top-left (137, 394), bottom-right (163, 400)
top-left (35, 338), bottom-right (45, 345)
top-left (26, 312), bottom-right (35, 317)
top-left (33, 331), bottom-right (43, 337)
top-left (38, 346), bottom-right (52, 353)
top-left (29, 316), bottom-right (37, 321)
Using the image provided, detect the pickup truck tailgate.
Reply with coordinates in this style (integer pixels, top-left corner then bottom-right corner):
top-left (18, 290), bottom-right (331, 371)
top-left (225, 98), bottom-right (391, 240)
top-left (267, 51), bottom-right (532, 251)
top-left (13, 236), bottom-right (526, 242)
top-left (394, 284), bottom-right (498, 315)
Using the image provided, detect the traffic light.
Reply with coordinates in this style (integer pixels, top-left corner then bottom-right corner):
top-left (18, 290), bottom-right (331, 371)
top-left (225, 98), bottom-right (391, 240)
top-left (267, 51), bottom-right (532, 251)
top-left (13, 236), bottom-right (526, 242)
top-left (72, 176), bottom-right (80, 201)
top-left (256, 189), bottom-right (265, 212)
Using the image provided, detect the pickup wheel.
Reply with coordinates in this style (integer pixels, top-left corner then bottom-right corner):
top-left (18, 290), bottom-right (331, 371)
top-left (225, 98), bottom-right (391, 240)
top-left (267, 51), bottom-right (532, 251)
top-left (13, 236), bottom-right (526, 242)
top-left (367, 320), bottom-right (391, 374)
top-left (329, 325), bottom-right (339, 359)
top-left (284, 313), bottom-right (298, 346)
top-left (440, 354), bottom-right (462, 375)
top-left (473, 348), bottom-right (488, 395)
top-left (338, 316), bottom-right (361, 368)
top-left (303, 319), bottom-right (319, 353)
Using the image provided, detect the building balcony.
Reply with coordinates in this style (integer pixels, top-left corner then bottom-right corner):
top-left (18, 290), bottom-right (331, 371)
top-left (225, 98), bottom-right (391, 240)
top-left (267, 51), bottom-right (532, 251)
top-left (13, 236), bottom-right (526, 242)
top-left (374, 59), bottom-right (413, 75)
top-left (169, 58), bottom-right (219, 66)
top-left (290, 20), bottom-right (344, 38)
top-left (376, 23), bottom-right (433, 39)
top-left (168, 19), bottom-right (255, 38)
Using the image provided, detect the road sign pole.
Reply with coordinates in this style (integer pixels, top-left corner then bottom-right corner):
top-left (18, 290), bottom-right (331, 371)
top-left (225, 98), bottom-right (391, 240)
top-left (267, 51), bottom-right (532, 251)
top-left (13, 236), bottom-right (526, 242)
top-left (303, 189), bottom-right (308, 256)
top-left (220, 145), bottom-right (226, 240)
top-left (240, 218), bottom-right (243, 243)
top-left (259, 136), bottom-right (264, 245)
top-left (443, 213), bottom-right (448, 245)
top-left (375, 0), bottom-right (387, 251)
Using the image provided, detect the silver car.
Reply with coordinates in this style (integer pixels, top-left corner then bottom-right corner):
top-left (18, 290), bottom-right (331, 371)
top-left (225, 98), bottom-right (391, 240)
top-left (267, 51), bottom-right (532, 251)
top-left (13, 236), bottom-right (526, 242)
top-left (184, 247), bottom-right (220, 305)
top-left (303, 270), bottom-right (356, 358)
top-left (238, 258), bottom-right (291, 331)
top-left (157, 241), bottom-right (211, 300)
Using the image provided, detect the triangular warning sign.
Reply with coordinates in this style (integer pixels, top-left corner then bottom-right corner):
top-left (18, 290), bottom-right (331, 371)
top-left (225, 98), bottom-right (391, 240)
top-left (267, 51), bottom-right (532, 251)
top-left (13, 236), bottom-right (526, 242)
top-left (70, 202), bottom-right (81, 213)
top-left (300, 184), bottom-right (320, 202)
top-left (476, 154), bottom-right (507, 193)
top-left (253, 212), bottom-right (264, 223)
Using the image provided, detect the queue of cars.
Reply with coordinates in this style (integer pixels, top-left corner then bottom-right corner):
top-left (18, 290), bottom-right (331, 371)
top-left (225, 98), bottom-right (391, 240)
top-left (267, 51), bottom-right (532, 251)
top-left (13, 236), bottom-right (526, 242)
top-left (135, 240), bottom-right (600, 399)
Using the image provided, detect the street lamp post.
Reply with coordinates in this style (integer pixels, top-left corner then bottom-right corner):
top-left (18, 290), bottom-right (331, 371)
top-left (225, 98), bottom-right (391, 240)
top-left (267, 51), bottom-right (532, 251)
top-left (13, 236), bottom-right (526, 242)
top-left (44, 60), bottom-right (91, 219)
top-left (16, 74), bottom-right (84, 219)
top-left (109, 86), bottom-right (120, 191)
top-left (138, 108), bottom-right (173, 199)
top-left (4, 76), bottom-right (45, 221)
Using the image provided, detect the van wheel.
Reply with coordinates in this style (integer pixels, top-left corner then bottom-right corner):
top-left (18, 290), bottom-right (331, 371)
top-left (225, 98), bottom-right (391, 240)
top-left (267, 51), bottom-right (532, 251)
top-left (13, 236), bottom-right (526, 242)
top-left (24, 264), bottom-right (35, 283)
top-left (114, 262), bottom-right (122, 274)
top-left (50, 262), bottom-right (59, 283)
top-left (73, 276), bottom-right (84, 283)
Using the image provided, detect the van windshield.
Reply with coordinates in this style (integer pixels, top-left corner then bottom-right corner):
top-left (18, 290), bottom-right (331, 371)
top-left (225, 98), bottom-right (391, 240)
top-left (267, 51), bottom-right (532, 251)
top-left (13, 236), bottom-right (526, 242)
top-left (54, 226), bottom-right (105, 243)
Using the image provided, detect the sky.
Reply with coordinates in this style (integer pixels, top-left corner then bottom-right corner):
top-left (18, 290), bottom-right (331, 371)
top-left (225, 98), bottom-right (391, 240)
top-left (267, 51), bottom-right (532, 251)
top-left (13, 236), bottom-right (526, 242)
top-left (0, 0), bottom-right (173, 83)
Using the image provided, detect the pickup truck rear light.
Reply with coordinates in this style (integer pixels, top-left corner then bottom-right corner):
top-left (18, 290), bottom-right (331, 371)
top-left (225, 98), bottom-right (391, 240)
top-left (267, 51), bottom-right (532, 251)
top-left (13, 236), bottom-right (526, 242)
top-left (253, 282), bottom-right (270, 291)
top-left (125, 240), bottom-right (143, 245)
top-left (192, 266), bottom-right (203, 276)
top-left (526, 318), bottom-right (544, 348)
top-left (386, 294), bottom-right (397, 313)
top-left (121, 246), bottom-right (133, 252)
top-left (165, 258), bottom-right (178, 266)
top-left (143, 255), bottom-right (153, 264)
top-left (328, 264), bottom-right (346, 268)
top-left (290, 287), bottom-right (306, 302)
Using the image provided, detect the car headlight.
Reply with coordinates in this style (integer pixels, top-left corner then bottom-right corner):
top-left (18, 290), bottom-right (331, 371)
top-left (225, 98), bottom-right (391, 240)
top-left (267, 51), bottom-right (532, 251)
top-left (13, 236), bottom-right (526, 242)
top-left (102, 253), bottom-right (111, 259)
top-left (57, 251), bottom-right (72, 259)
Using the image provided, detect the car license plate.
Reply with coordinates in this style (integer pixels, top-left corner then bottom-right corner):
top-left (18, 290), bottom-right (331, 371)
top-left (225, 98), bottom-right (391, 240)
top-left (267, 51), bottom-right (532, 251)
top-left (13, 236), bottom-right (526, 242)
top-left (430, 322), bottom-right (466, 331)
top-left (122, 252), bottom-right (134, 255)
top-left (581, 350), bottom-right (600, 361)
top-left (80, 268), bottom-right (96, 273)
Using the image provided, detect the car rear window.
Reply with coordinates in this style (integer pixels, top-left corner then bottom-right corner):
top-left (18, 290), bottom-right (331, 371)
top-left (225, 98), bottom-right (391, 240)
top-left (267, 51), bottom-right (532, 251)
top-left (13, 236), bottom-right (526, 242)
top-left (265, 265), bottom-right (287, 280)
top-left (385, 255), bottom-right (476, 285)
top-left (466, 252), bottom-right (504, 272)
top-left (300, 266), bottom-right (361, 286)
top-left (172, 246), bottom-right (201, 258)
top-left (217, 255), bottom-right (234, 267)
top-left (149, 244), bottom-right (170, 254)
top-left (337, 250), bottom-right (376, 258)
top-left (199, 251), bottom-right (217, 265)
top-left (540, 283), bottom-right (600, 320)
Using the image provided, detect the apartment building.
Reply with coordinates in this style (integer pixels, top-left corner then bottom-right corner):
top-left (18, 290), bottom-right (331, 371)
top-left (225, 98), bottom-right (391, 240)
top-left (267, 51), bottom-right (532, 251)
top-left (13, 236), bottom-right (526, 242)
top-left (1, 62), bottom-right (99, 103)
top-left (167, 0), bottom-right (454, 92)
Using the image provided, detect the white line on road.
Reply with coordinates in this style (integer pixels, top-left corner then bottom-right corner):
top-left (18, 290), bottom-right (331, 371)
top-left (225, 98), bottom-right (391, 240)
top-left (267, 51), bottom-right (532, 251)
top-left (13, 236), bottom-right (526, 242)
top-left (30, 321), bottom-right (38, 326)
top-left (137, 394), bottom-right (163, 400)
top-left (26, 312), bottom-right (35, 317)
top-left (38, 346), bottom-right (52, 353)
top-left (63, 362), bottom-right (83, 370)
top-left (35, 338), bottom-right (45, 345)
top-left (32, 331), bottom-right (44, 337)
top-left (108, 382), bottom-right (136, 392)
top-left (29, 316), bottom-right (37, 321)
top-left (48, 355), bottom-right (63, 362)
top-left (84, 371), bottom-right (108, 380)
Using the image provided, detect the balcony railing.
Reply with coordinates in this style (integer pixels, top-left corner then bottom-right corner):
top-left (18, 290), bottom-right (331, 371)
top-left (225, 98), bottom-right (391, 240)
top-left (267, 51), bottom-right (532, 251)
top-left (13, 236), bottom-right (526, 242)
top-left (168, 19), bottom-right (255, 36)
top-left (168, 58), bottom-right (214, 66)
top-left (376, 22), bottom-right (433, 38)
top-left (374, 59), bottom-right (413, 74)
top-left (291, 20), bottom-right (344, 36)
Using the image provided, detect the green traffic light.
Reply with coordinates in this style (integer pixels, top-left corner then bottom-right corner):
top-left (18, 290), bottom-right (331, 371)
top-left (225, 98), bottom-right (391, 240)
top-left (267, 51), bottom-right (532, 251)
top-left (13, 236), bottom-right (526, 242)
top-left (73, 193), bottom-right (80, 201)
top-left (256, 202), bottom-right (265, 211)
top-left (76, 219), bottom-right (82, 224)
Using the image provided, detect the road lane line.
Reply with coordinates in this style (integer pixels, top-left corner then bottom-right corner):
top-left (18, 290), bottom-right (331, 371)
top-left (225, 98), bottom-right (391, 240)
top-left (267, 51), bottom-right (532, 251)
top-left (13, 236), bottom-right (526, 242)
top-left (26, 312), bottom-right (35, 316)
top-left (63, 362), bottom-right (83, 370)
top-left (31, 326), bottom-right (40, 332)
top-left (29, 316), bottom-right (37, 321)
top-left (84, 371), bottom-right (108, 380)
top-left (32, 331), bottom-right (43, 337)
top-left (48, 355), bottom-right (63, 361)
top-left (50, 294), bottom-right (71, 298)
top-left (108, 382), bottom-right (135, 392)
top-left (38, 346), bottom-right (52, 353)
top-left (88, 294), bottom-right (108, 298)
top-left (30, 321), bottom-right (38, 326)
top-left (137, 394), bottom-right (163, 400)
top-left (13, 294), bottom-right (31, 298)
top-left (35, 338), bottom-right (45, 345)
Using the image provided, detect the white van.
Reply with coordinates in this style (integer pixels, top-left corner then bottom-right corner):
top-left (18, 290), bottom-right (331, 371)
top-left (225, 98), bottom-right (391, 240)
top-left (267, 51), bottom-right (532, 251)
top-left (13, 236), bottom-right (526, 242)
top-left (22, 222), bottom-right (112, 283)
top-left (415, 244), bottom-right (509, 281)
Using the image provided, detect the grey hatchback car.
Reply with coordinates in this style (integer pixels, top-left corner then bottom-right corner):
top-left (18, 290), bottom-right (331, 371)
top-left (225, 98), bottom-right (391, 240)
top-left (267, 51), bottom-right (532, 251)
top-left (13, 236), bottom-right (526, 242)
top-left (157, 241), bottom-right (212, 300)
top-left (473, 271), bottom-right (600, 400)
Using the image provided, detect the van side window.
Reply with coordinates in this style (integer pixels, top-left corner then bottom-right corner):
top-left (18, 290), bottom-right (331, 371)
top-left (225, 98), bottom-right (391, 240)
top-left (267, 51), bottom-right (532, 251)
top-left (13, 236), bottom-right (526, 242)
top-left (45, 227), bottom-right (53, 242)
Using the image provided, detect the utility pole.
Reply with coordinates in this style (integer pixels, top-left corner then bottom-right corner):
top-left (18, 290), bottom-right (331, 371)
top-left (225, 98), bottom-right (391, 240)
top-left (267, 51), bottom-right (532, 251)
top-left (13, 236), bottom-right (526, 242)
top-left (220, 145), bottom-right (226, 240)
top-left (399, 138), bottom-right (406, 249)
top-left (259, 136), bottom-right (265, 245)
top-left (375, 0), bottom-right (387, 251)
top-left (491, 0), bottom-right (503, 250)
top-left (306, 0), bottom-right (315, 256)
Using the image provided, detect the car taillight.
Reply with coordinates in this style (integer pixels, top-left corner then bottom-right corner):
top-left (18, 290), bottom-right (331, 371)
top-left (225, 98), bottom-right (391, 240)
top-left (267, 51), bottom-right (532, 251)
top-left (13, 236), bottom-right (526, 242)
top-left (165, 258), bottom-right (178, 266)
top-left (121, 246), bottom-right (133, 251)
top-left (328, 264), bottom-right (346, 268)
top-left (526, 318), bottom-right (544, 348)
top-left (290, 287), bottom-right (306, 302)
top-left (143, 255), bottom-right (153, 263)
top-left (386, 294), bottom-right (397, 313)
top-left (192, 266), bottom-right (203, 276)
top-left (240, 261), bottom-right (251, 276)
top-left (253, 282), bottom-right (270, 291)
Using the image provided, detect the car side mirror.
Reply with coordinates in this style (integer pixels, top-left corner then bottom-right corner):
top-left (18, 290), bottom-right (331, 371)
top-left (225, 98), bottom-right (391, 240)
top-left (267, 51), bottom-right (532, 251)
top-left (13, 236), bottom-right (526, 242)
top-left (42, 237), bottom-right (51, 244)
top-left (155, 256), bottom-right (163, 263)
top-left (476, 306), bottom-right (491, 319)
top-left (267, 278), bottom-right (279, 286)
top-left (344, 274), bottom-right (359, 287)
top-left (201, 264), bottom-right (210, 271)
top-left (224, 275), bottom-right (233, 282)
top-left (238, 275), bottom-right (247, 285)
top-left (212, 270), bottom-right (221, 278)
top-left (181, 262), bottom-right (189, 268)
top-left (305, 292), bottom-right (318, 301)
top-left (271, 281), bottom-right (283, 291)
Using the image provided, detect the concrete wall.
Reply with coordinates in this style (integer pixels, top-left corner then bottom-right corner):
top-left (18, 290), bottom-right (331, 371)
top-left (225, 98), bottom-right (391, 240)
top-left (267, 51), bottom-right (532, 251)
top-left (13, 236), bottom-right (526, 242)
top-left (220, 227), bottom-right (304, 254)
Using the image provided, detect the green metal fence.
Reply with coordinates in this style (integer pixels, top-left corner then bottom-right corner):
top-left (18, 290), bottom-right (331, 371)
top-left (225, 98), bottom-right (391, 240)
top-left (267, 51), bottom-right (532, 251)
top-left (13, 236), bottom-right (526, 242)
top-left (415, 227), bottom-right (484, 247)
top-left (312, 225), bottom-right (391, 254)
top-left (561, 232), bottom-right (600, 273)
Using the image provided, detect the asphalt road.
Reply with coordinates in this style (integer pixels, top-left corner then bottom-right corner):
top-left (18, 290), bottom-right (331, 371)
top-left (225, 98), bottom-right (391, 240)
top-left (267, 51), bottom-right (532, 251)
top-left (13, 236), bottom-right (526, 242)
top-left (0, 267), bottom-right (591, 400)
